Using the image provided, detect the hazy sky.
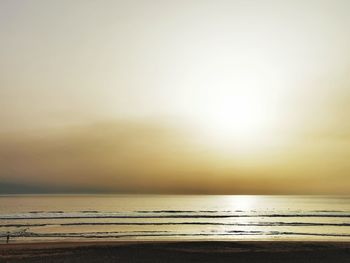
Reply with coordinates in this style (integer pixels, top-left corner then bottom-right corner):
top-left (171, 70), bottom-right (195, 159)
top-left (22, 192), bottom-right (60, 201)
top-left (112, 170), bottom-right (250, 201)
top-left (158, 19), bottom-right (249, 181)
top-left (1, 0), bottom-right (350, 194)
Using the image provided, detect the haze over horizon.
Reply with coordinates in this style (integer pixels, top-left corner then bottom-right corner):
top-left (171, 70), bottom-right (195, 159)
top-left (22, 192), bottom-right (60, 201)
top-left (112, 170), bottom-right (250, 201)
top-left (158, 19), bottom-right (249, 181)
top-left (1, 0), bottom-right (350, 194)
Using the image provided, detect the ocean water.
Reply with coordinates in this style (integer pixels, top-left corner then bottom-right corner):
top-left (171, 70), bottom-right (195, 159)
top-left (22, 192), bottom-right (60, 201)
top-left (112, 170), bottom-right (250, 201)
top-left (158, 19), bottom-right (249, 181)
top-left (0, 195), bottom-right (349, 243)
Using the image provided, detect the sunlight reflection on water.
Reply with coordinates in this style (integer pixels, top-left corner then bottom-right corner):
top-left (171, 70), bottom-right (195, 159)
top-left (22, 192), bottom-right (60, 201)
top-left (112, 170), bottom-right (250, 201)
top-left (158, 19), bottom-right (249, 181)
top-left (0, 195), bottom-right (349, 243)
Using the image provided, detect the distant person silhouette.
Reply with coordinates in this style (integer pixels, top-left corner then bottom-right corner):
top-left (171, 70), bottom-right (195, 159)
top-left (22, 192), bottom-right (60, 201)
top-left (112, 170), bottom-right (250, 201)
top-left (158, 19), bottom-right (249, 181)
top-left (6, 234), bottom-right (10, 244)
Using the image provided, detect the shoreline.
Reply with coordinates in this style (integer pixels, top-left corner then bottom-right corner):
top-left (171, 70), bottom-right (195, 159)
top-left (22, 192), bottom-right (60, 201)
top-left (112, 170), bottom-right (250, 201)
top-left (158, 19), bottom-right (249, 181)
top-left (1, 240), bottom-right (350, 262)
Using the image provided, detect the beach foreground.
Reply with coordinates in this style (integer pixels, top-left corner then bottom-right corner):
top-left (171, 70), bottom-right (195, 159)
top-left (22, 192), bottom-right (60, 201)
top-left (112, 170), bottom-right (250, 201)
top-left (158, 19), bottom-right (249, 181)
top-left (0, 241), bottom-right (349, 263)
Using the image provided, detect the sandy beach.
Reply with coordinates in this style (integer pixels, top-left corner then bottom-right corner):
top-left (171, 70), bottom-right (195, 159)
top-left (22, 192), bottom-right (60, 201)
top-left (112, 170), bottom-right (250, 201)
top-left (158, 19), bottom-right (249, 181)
top-left (1, 241), bottom-right (349, 263)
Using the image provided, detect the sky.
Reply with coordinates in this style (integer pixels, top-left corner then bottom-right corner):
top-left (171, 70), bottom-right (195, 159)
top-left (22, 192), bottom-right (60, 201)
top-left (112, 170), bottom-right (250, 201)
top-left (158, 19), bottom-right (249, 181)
top-left (0, 0), bottom-right (350, 194)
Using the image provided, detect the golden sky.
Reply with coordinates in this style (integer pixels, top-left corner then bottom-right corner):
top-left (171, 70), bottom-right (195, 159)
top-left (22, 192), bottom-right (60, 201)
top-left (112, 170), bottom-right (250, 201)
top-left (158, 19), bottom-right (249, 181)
top-left (0, 0), bottom-right (350, 194)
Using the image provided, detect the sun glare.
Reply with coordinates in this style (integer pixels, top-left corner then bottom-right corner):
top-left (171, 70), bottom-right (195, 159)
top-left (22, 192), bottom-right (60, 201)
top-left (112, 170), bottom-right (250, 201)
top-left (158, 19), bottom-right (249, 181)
top-left (209, 96), bottom-right (271, 139)
top-left (184, 46), bottom-right (287, 153)
top-left (196, 91), bottom-right (280, 153)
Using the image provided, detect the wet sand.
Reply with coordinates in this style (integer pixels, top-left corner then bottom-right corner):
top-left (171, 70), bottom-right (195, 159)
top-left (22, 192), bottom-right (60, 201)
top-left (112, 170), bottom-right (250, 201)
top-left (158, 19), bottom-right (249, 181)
top-left (0, 241), bottom-right (350, 263)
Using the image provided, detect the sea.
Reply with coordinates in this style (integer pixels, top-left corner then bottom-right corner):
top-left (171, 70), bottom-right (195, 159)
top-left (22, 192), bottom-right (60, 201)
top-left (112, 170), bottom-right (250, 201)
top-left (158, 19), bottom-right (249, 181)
top-left (0, 195), bottom-right (349, 243)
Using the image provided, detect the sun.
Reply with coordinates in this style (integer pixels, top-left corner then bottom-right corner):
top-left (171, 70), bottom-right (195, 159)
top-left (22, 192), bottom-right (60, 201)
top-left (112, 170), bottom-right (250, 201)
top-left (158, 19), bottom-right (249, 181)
top-left (183, 46), bottom-right (287, 153)
top-left (209, 96), bottom-right (270, 139)
top-left (196, 91), bottom-right (279, 152)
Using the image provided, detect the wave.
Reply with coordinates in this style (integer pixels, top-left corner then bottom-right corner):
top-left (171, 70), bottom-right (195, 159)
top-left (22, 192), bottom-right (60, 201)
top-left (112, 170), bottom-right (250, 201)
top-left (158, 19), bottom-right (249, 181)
top-left (2, 221), bottom-right (350, 229)
top-left (135, 210), bottom-right (348, 213)
top-left (22, 210), bottom-right (349, 214)
top-left (1, 213), bottom-right (350, 220)
top-left (2, 230), bottom-right (350, 239)
top-left (28, 211), bottom-right (65, 214)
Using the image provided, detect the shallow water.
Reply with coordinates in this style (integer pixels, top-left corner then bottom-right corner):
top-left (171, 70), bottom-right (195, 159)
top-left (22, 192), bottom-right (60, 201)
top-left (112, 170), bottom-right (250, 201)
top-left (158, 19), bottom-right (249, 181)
top-left (0, 195), bottom-right (349, 242)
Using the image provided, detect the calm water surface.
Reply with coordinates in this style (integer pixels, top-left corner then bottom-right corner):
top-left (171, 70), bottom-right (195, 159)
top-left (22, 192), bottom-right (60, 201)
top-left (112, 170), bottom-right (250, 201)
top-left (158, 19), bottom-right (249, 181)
top-left (0, 195), bottom-right (349, 242)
